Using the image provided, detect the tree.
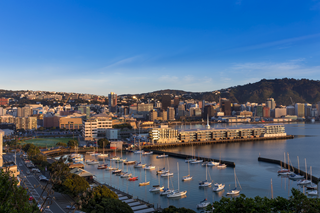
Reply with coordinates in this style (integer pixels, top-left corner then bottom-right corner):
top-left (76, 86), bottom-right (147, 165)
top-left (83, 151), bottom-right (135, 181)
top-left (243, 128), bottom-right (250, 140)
top-left (59, 173), bottom-right (90, 197)
top-left (67, 139), bottom-right (78, 148)
top-left (0, 169), bottom-right (40, 213)
top-left (97, 139), bottom-right (110, 148)
top-left (56, 142), bottom-right (67, 147)
top-left (161, 206), bottom-right (196, 213)
top-left (82, 198), bottom-right (133, 213)
top-left (37, 127), bottom-right (44, 131)
top-left (22, 143), bottom-right (40, 156)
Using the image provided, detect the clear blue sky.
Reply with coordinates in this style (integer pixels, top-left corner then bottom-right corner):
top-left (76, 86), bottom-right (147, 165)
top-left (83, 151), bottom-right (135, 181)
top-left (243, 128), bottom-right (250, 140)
top-left (1, 0), bottom-right (320, 95)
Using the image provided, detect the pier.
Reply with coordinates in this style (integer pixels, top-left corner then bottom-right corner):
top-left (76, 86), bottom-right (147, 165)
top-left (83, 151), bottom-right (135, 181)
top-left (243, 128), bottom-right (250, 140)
top-left (142, 135), bottom-right (294, 149)
top-left (149, 150), bottom-right (235, 167)
top-left (258, 157), bottom-right (319, 183)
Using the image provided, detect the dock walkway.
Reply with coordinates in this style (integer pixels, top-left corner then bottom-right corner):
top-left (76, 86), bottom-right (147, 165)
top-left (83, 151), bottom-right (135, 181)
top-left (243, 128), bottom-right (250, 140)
top-left (258, 157), bottom-right (319, 183)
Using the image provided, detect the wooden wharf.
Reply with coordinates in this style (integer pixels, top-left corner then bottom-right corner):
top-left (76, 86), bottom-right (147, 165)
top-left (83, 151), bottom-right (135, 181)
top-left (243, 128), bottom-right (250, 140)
top-left (149, 150), bottom-right (235, 167)
top-left (258, 157), bottom-right (319, 183)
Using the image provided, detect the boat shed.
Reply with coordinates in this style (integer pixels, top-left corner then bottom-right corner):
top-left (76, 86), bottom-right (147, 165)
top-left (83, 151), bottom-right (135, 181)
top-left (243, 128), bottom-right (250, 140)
top-left (70, 168), bottom-right (94, 183)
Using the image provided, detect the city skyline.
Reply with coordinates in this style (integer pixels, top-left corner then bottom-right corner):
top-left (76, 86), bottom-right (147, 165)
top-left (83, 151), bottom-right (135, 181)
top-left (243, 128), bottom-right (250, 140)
top-left (1, 1), bottom-right (320, 95)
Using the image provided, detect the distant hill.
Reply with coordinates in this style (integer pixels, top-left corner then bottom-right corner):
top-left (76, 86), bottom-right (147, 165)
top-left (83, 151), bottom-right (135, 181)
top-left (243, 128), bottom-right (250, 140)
top-left (227, 78), bottom-right (320, 105)
top-left (133, 78), bottom-right (320, 105)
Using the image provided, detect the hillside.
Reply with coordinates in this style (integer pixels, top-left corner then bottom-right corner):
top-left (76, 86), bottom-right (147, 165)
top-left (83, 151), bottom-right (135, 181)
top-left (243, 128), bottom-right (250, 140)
top-left (227, 78), bottom-right (320, 105)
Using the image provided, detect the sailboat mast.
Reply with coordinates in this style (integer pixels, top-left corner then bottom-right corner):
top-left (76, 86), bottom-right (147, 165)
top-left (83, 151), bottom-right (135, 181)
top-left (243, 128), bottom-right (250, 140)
top-left (310, 166), bottom-right (312, 182)
top-left (287, 153), bottom-right (290, 171)
top-left (234, 169), bottom-right (237, 188)
top-left (297, 156), bottom-right (300, 174)
top-left (177, 162), bottom-right (179, 191)
top-left (271, 179), bottom-right (273, 199)
top-left (206, 164), bottom-right (207, 180)
top-left (284, 152), bottom-right (286, 169)
top-left (305, 158), bottom-right (307, 180)
top-left (188, 161), bottom-right (190, 176)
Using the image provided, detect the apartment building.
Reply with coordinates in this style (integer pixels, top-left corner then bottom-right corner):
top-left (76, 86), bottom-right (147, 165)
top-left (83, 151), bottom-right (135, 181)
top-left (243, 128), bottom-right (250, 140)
top-left (82, 117), bottom-right (112, 141)
top-left (15, 116), bottom-right (37, 130)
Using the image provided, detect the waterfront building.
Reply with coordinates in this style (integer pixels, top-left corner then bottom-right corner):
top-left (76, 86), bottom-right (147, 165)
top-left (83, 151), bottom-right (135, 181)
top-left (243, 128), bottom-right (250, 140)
top-left (287, 105), bottom-right (295, 115)
top-left (221, 99), bottom-right (231, 116)
top-left (274, 108), bottom-right (287, 118)
top-left (255, 105), bottom-right (263, 117)
top-left (82, 117), bottom-right (112, 141)
top-left (266, 98), bottom-right (276, 110)
top-left (149, 125), bottom-right (178, 143)
top-left (203, 105), bottom-right (215, 118)
top-left (262, 107), bottom-right (270, 118)
top-left (295, 103), bottom-right (305, 118)
top-left (108, 92), bottom-right (117, 113)
top-left (161, 95), bottom-right (171, 111)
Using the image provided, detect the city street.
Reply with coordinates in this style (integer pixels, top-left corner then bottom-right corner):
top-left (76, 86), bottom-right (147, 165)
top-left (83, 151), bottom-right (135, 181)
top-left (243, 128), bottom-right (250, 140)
top-left (3, 153), bottom-right (76, 213)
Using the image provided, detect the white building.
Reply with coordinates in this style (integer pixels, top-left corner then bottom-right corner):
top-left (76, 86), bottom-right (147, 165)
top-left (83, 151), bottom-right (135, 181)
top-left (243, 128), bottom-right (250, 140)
top-left (82, 117), bottom-right (112, 141)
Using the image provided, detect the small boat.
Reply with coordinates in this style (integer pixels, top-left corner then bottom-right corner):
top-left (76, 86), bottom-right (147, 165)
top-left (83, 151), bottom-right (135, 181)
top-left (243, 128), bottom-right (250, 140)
top-left (278, 171), bottom-right (293, 176)
top-left (97, 164), bottom-right (108, 169)
top-left (149, 185), bottom-right (164, 192)
top-left (144, 165), bottom-right (155, 170)
top-left (117, 158), bottom-right (127, 163)
top-left (71, 154), bottom-right (81, 158)
top-left (124, 161), bottom-right (136, 165)
top-left (128, 176), bottom-right (138, 181)
top-left (72, 157), bottom-right (83, 161)
top-left (110, 157), bottom-right (120, 161)
top-left (217, 164), bottom-right (227, 168)
top-left (185, 158), bottom-right (196, 163)
top-left (139, 181), bottom-right (150, 186)
top-left (207, 161), bottom-right (219, 166)
top-left (156, 167), bottom-right (169, 174)
top-left (157, 154), bottom-right (168, 159)
top-left (116, 172), bottom-right (124, 176)
top-left (86, 160), bottom-right (99, 165)
top-left (112, 169), bottom-right (122, 174)
top-left (197, 199), bottom-right (210, 209)
top-left (190, 160), bottom-right (203, 164)
top-left (212, 183), bottom-right (225, 192)
top-left (288, 174), bottom-right (304, 180)
top-left (134, 162), bottom-right (146, 168)
top-left (199, 164), bottom-right (212, 187)
top-left (226, 188), bottom-right (240, 195)
top-left (160, 188), bottom-right (174, 196)
top-left (307, 183), bottom-right (318, 190)
top-left (161, 172), bottom-right (174, 177)
top-left (167, 190), bottom-right (187, 198)
top-left (182, 175), bottom-right (193, 181)
top-left (134, 150), bottom-right (143, 154)
top-left (227, 168), bottom-right (241, 195)
top-left (121, 172), bottom-right (132, 178)
top-left (106, 166), bottom-right (117, 171)
top-left (307, 190), bottom-right (318, 196)
top-left (97, 153), bottom-right (108, 158)
top-left (142, 151), bottom-right (153, 155)
top-left (278, 169), bottom-right (290, 173)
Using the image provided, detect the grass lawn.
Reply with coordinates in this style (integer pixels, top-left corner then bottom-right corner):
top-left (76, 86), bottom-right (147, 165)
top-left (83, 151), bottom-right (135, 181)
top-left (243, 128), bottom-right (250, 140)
top-left (19, 137), bottom-right (74, 147)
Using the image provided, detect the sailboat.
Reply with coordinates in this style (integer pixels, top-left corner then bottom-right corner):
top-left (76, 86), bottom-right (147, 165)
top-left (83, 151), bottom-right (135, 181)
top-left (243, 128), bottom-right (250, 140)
top-left (149, 174), bottom-right (164, 192)
top-left (116, 147), bottom-right (127, 163)
top-left (217, 152), bottom-right (226, 168)
top-left (144, 165), bottom-right (155, 170)
top-left (226, 168), bottom-right (241, 195)
top-left (121, 165), bottom-right (132, 178)
top-left (289, 156), bottom-right (304, 179)
top-left (199, 164), bottom-right (212, 187)
top-left (307, 166), bottom-right (317, 190)
top-left (167, 162), bottom-right (187, 198)
top-left (157, 167), bottom-right (169, 174)
top-left (139, 170), bottom-right (150, 186)
top-left (185, 143), bottom-right (196, 163)
top-left (197, 198), bottom-right (210, 209)
top-left (156, 153), bottom-right (168, 158)
top-left (278, 153), bottom-right (293, 175)
top-left (182, 161), bottom-right (192, 181)
top-left (160, 161), bottom-right (174, 195)
top-left (297, 159), bottom-right (311, 185)
top-left (134, 152), bottom-right (146, 168)
top-left (97, 141), bottom-right (108, 158)
top-left (110, 148), bottom-right (120, 161)
top-left (212, 183), bottom-right (225, 192)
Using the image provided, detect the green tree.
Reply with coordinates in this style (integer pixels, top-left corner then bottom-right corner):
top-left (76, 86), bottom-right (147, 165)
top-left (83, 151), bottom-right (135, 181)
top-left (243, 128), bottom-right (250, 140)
top-left (37, 127), bottom-right (44, 131)
top-left (0, 169), bottom-right (40, 213)
top-left (161, 206), bottom-right (196, 213)
top-left (97, 138), bottom-right (110, 148)
top-left (67, 139), bottom-right (78, 148)
top-left (56, 142), bottom-right (67, 147)
top-left (60, 173), bottom-right (90, 197)
top-left (82, 197), bottom-right (133, 213)
top-left (22, 143), bottom-right (40, 156)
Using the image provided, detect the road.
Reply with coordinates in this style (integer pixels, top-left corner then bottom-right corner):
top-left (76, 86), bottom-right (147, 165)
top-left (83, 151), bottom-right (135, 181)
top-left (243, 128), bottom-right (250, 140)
top-left (3, 153), bottom-right (76, 213)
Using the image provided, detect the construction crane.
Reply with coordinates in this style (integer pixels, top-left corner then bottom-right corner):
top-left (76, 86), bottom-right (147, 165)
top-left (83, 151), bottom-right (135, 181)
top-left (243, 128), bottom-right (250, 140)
top-left (290, 97), bottom-right (295, 106)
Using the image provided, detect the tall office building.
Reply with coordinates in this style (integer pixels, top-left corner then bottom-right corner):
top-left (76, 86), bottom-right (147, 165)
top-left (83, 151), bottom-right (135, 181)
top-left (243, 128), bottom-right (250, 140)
top-left (167, 107), bottom-right (175, 120)
top-left (108, 92), bottom-right (117, 113)
top-left (161, 95), bottom-right (171, 111)
top-left (221, 99), bottom-right (231, 116)
top-left (177, 104), bottom-right (185, 118)
top-left (255, 105), bottom-right (263, 117)
top-left (173, 96), bottom-right (179, 109)
top-left (266, 98), bottom-right (276, 110)
top-left (295, 103), bottom-right (305, 118)
top-left (203, 105), bottom-right (215, 118)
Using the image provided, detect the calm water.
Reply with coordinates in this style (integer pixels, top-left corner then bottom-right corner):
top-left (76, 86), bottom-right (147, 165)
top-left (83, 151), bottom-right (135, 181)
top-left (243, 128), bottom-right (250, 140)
top-left (82, 122), bottom-right (320, 211)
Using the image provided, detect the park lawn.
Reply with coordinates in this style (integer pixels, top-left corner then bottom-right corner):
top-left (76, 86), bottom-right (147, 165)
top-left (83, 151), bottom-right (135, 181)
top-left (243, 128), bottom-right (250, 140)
top-left (19, 137), bottom-right (74, 147)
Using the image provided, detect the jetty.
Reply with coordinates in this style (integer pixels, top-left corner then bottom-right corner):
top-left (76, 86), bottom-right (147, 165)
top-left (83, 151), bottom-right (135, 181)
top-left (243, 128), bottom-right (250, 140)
top-left (258, 157), bottom-right (319, 183)
top-left (149, 150), bottom-right (235, 167)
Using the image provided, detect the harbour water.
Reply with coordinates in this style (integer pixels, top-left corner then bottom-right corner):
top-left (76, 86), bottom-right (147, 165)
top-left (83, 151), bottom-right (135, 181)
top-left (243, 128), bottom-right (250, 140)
top-left (82, 122), bottom-right (320, 211)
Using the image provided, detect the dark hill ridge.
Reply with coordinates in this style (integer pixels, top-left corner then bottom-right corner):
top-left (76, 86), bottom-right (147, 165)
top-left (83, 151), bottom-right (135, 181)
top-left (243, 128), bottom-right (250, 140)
top-left (130, 78), bottom-right (320, 106)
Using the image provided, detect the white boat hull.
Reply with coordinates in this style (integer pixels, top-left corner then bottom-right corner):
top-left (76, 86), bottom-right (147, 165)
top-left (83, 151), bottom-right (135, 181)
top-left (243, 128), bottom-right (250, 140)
top-left (167, 190), bottom-right (187, 198)
top-left (197, 201), bottom-right (210, 209)
top-left (213, 184), bottom-right (225, 192)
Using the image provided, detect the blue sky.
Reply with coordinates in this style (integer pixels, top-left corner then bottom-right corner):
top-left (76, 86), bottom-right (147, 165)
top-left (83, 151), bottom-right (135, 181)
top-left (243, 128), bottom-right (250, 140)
top-left (1, 0), bottom-right (320, 95)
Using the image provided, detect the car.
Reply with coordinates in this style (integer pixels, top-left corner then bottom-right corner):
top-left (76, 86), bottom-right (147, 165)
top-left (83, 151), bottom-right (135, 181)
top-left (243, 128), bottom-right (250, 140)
top-left (19, 174), bottom-right (26, 178)
top-left (39, 175), bottom-right (49, 182)
top-left (66, 205), bottom-right (76, 210)
top-left (26, 171), bottom-right (30, 175)
top-left (31, 168), bottom-right (41, 173)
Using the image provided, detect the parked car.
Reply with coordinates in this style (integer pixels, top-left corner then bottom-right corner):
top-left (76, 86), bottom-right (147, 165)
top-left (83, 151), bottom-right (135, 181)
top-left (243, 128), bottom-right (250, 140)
top-left (39, 175), bottom-right (49, 182)
top-left (26, 171), bottom-right (30, 175)
top-left (31, 168), bottom-right (40, 173)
